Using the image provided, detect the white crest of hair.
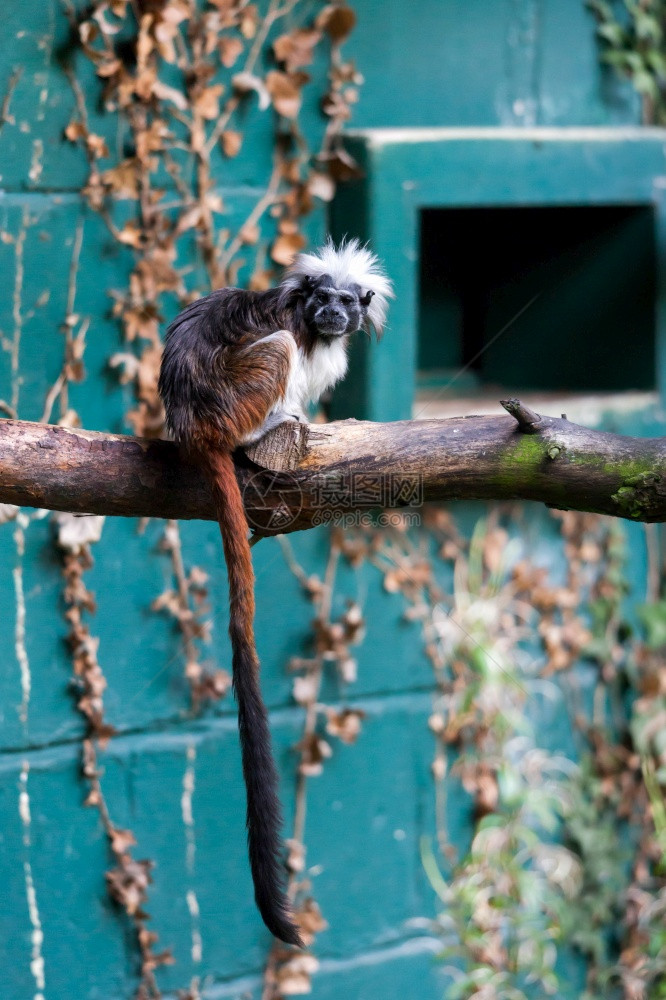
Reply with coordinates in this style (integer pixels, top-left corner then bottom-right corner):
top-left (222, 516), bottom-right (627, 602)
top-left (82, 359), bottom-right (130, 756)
top-left (284, 237), bottom-right (394, 334)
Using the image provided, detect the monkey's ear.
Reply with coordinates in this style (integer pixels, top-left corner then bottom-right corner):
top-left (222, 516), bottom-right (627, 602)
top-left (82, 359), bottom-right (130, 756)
top-left (359, 289), bottom-right (375, 308)
top-left (302, 274), bottom-right (317, 293)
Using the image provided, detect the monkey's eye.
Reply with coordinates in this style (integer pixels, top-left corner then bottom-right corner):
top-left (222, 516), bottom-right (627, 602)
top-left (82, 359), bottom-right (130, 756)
top-left (339, 293), bottom-right (355, 305)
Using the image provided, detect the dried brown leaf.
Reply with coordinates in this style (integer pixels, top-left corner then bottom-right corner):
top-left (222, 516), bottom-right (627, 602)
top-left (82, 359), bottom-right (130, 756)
top-left (219, 36), bottom-right (244, 67)
top-left (239, 223), bottom-right (259, 245)
top-left (249, 268), bottom-right (272, 292)
top-left (318, 147), bottom-right (363, 182)
top-left (326, 707), bottom-right (365, 744)
top-left (273, 28), bottom-right (322, 71)
top-left (276, 954), bottom-right (320, 994)
top-left (221, 129), bottom-right (242, 157)
top-left (117, 222), bottom-right (146, 248)
top-left (65, 121), bottom-right (87, 143)
top-left (96, 58), bottom-right (123, 78)
top-left (101, 158), bottom-right (140, 198)
top-left (307, 171), bottom-right (335, 202)
top-left (194, 83), bottom-right (225, 120)
top-left (86, 133), bottom-right (110, 158)
top-left (285, 838), bottom-right (306, 874)
top-left (296, 897), bottom-right (328, 939)
top-left (315, 4), bottom-right (356, 43)
top-left (321, 89), bottom-right (352, 121)
top-left (240, 4), bottom-right (259, 38)
top-left (111, 827), bottom-right (138, 855)
top-left (271, 230), bottom-right (306, 266)
top-left (297, 732), bottom-right (332, 776)
top-left (292, 674), bottom-right (318, 706)
top-left (265, 70), bottom-right (302, 119)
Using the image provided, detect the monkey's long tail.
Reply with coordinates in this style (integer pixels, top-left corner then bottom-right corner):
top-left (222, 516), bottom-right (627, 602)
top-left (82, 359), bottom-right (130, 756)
top-left (203, 448), bottom-right (302, 947)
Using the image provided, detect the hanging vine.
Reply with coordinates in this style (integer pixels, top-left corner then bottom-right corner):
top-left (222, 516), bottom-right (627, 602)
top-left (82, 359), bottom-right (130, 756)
top-left (54, 1), bottom-right (364, 994)
top-left (589, 0), bottom-right (666, 124)
top-left (56, 511), bottom-right (175, 1000)
top-left (61, 0), bottom-right (361, 707)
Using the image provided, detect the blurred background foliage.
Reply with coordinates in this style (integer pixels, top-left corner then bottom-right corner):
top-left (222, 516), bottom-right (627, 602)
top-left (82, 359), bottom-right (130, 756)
top-left (590, 0), bottom-right (666, 124)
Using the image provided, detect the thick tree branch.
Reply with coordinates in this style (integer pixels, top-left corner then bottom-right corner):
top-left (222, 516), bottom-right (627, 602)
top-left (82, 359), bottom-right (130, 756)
top-left (0, 406), bottom-right (665, 534)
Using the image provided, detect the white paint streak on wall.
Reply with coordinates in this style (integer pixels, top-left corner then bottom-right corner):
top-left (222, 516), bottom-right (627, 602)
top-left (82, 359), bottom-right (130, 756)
top-left (181, 744), bottom-right (202, 965)
top-left (36, 0), bottom-right (55, 122)
top-left (13, 513), bottom-right (30, 727)
top-left (19, 767), bottom-right (31, 831)
top-left (186, 890), bottom-right (203, 964)
top-left (181, 744), bottom-right (197, 873)
top-left (28, 139), bottom-right (44, 185)
top-left (11, 206), bottom-right (28, 414)
top-left (19, 765), bottom-right (46, 1000)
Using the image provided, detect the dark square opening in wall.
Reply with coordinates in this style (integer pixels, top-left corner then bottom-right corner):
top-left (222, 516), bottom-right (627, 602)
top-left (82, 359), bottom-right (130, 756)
top-left (418, 204), bottom-right (657, 395)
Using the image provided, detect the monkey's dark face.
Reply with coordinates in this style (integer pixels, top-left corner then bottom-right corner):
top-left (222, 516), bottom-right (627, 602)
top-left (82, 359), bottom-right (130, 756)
top-left (302, 275), bottom-right (371, 338)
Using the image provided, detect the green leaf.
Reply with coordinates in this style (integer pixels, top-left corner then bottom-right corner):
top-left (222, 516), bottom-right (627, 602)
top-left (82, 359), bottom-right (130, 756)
top-left (633, 69), bottom-right (659, 96)
top-left (598, 22), bottom-right (627, 44)
top-left (588, 0), bottom-right (616, 21)
top-left (637, 600), bottom-right (666, 648)
top-left (646, 48), bottom-right (666, 75)
top-left (634, 13), bottom-right (663, 43)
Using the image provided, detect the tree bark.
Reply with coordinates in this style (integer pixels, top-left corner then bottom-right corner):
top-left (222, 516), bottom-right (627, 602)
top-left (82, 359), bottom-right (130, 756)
top-left (0, 402), bottom-right (665, 535)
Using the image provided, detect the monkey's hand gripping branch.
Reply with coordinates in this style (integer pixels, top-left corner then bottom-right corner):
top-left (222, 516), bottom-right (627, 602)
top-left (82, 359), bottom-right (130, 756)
top-left (1, 401), bottom-right (666, 527)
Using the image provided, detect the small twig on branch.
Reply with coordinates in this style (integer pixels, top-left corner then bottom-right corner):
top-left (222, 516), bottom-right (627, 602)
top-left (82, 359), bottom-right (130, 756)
top-left (501, 397), bottom-right (543, 433)
top-left (1, 403), bottom-right (666, 530)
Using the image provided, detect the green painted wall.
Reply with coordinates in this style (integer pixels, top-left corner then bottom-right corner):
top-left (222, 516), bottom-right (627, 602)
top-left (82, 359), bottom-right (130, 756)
top-left (348, 0), bottom-right (639, 128)
top-left (0, 2), bottom-right (657, 999)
